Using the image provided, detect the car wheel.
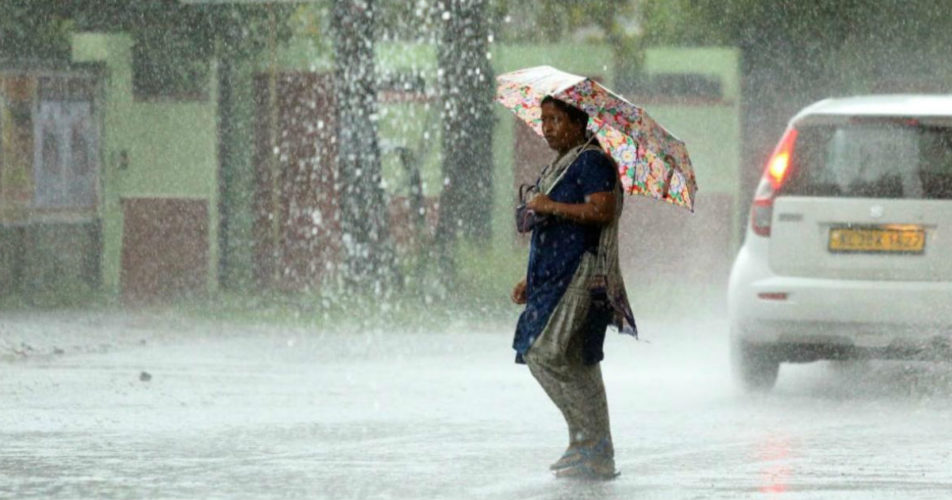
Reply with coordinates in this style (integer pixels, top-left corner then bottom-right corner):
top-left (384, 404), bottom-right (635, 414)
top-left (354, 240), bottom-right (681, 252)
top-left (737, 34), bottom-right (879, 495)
top-left (731, 339), bottom-right (780, 392)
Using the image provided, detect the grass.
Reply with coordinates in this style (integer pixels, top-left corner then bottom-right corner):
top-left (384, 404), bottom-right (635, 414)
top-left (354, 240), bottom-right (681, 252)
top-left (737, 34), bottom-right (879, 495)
top-left (168, 241), bottom-right (528, 333)
top-left (0, 241), bottom-right (726, 333)
top-left (0, 283), bottom-right (114, 311)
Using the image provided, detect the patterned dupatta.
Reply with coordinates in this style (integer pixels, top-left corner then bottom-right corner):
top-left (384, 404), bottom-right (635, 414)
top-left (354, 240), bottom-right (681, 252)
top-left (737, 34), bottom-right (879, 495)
top-left (596, 179), bottom-right (638, 336)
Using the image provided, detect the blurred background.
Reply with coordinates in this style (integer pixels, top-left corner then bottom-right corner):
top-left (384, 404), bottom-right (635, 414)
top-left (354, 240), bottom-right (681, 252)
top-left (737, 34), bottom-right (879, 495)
top-left (1, 0), bottom-right (950, 326)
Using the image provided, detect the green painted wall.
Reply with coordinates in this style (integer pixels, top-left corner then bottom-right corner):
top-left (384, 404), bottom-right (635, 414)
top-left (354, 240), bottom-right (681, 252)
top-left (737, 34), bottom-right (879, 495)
top-left (642, 47), bottom-right (741, 194)
top-left (72, 33), bottom-right (220, 295)
top-left (641, 46), bottom-right (743, 248)
top-left (644, 47), bottom-right (741, 102)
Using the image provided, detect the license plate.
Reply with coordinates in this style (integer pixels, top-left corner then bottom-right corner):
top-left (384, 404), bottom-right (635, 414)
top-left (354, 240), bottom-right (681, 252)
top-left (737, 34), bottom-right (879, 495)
top-left (828, 226), bottom-right (925, 254)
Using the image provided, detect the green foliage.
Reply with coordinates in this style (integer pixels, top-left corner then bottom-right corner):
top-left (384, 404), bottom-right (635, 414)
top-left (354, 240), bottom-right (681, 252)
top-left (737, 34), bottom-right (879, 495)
top-left (491, 0), bottom-right (643, 85)
top-left (455, 241), bottom-right (525, 307)
top-left (180, 243), bottom-right (523, 333)
top-left (0, 285), bottom-right (112, 310)
top-left (0, 1), bottom-right (75, 62)
top-left (493, 0), bottom-right (635, 43)
top-left (0, 1), bottom-right (293, 94)
top-left (640, 0), bottom-right (952, 87)
top-left (376, 1), bottom-right (439, 42)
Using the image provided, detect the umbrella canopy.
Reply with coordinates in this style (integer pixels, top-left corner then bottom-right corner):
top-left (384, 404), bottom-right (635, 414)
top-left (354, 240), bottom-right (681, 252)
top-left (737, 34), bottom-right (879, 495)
top-left (496, 65), bottom-right (697, 211)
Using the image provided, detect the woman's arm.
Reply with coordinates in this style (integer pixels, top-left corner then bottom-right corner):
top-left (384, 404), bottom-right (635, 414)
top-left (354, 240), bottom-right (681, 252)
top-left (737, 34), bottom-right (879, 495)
top-left (527, 191), bottom-right (615, 226)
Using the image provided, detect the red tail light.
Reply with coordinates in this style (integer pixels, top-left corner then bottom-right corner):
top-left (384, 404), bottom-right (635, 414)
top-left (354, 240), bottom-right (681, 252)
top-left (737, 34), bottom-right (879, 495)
top-left (751, 128), bottom-right (798, 237)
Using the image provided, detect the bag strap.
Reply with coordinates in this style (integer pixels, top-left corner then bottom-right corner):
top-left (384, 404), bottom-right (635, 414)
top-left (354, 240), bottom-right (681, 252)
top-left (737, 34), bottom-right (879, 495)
top-left (518, 183), bottom-right (536, 203)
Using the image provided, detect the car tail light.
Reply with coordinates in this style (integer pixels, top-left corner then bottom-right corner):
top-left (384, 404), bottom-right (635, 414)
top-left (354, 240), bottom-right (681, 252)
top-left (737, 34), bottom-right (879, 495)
top-left (751, 128), bottom-right (798, 237)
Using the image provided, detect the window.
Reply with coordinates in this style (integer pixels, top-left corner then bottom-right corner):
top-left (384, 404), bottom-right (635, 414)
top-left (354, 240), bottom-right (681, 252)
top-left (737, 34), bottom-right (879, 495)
top-left (626, 73), bottom-right (723, 102)
top-left (787, 122), bottom-right (952, 199)
top-left (33, 76), bottom-right (99, 210)
top-left (132, 35), bottom-right (210, 101)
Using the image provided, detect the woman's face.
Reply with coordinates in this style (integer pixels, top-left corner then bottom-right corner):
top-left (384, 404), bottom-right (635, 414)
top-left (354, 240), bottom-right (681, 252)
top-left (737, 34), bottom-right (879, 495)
top-left (541, 101), bottom-right (586, 153)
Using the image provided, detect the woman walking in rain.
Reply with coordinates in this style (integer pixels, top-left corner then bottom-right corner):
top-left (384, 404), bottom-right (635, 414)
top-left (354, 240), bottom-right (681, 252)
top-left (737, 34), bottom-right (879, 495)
top-left (511, 96), bottom-right (635, 479)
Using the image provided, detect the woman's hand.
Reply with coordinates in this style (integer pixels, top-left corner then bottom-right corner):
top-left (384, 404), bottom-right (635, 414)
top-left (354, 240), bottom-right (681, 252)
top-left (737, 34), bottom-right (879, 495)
top-left (511, 278), bottom-right (528, 305)
top-left (526, 192), bottom-right (615, 226)
top-left (526, 193), bottom-right (553, 215)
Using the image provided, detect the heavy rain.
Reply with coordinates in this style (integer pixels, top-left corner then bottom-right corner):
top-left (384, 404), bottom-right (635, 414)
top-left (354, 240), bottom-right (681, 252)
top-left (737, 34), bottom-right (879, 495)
top-left (2, 1), bottom-right (952, 498)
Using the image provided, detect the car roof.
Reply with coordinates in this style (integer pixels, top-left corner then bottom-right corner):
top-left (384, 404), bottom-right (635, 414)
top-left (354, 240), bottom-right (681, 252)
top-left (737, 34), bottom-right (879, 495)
top-left (794, 95), bottom-right (952, 123)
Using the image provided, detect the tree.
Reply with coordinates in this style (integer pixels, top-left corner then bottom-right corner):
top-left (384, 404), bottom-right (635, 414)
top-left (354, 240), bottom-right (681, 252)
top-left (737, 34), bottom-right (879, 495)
top-left (0, 1), bottom-right (288, 68)
top-left (332, 0), bottom-right (395, 294)
top-left (0, 1), bottom-right (74, 63)
top-left (434, 0), bottom-right (496, 277)
top-left (638, 0), bottom-right (952, 208)
top-left (491, 0), bottom-right (642, 87)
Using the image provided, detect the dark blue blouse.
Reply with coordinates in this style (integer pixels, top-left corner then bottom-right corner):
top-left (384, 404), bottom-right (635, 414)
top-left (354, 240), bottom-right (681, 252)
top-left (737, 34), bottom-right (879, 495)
top-left (513, 150), bottom-right (616, 363)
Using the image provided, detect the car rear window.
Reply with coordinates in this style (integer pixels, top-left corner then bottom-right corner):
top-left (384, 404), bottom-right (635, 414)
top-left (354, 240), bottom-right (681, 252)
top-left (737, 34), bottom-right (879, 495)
top-left (784, 121), bottom-right (952, 199)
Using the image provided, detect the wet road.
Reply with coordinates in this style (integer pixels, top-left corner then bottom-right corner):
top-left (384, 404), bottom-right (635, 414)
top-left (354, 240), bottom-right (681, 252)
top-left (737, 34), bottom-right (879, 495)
top-left (2, 314), bottom-right (952, 499)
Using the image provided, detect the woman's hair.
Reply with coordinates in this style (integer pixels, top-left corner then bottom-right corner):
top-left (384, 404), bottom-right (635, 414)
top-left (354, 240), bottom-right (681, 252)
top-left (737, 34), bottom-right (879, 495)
top-left (541, 96), bottom-right (589, 130)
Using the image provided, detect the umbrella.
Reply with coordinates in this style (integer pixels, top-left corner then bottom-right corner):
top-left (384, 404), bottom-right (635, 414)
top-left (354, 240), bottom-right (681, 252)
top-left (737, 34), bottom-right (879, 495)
top-left (496, 65), bottom-right (698, 211)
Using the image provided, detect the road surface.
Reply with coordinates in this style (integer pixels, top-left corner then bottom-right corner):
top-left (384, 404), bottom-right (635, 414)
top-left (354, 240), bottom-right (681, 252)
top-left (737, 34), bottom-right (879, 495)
top-left (2, 312), bottom-right (951, 499)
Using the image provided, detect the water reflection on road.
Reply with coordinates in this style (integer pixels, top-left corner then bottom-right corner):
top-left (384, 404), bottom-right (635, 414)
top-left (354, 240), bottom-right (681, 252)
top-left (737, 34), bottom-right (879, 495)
top-left (1, 314), bottom-right (951, 499)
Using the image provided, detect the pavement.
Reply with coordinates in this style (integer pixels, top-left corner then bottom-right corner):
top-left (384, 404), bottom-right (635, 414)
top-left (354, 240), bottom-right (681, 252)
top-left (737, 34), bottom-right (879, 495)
top-left (0, 308), bottom-right (210, 363)
top-left (5, 307), bottom-right (952, 499)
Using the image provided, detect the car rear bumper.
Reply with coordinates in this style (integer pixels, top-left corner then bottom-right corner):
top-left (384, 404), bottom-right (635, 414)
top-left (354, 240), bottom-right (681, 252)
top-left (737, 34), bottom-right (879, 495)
top-left (729, 241), bottom-right (952, 350)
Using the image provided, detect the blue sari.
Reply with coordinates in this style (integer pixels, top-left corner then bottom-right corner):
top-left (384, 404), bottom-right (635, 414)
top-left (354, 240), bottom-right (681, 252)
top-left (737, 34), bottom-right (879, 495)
top-left (513, 148), bottom-right (616, 364)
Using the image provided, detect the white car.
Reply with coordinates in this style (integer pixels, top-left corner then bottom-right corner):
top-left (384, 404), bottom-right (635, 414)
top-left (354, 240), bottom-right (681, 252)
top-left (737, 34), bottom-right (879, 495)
top-left (728, 95), bottom-right (952, 391)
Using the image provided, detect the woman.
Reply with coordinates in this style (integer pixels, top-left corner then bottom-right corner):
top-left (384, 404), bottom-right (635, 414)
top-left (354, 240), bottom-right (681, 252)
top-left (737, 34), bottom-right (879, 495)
top-left (511, 96), bottom-right (634, 479)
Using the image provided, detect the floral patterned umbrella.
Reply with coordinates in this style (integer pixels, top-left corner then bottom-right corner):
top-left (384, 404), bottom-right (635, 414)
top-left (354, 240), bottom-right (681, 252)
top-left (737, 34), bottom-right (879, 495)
top-left (496, 65), bottom-right (697, 211)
